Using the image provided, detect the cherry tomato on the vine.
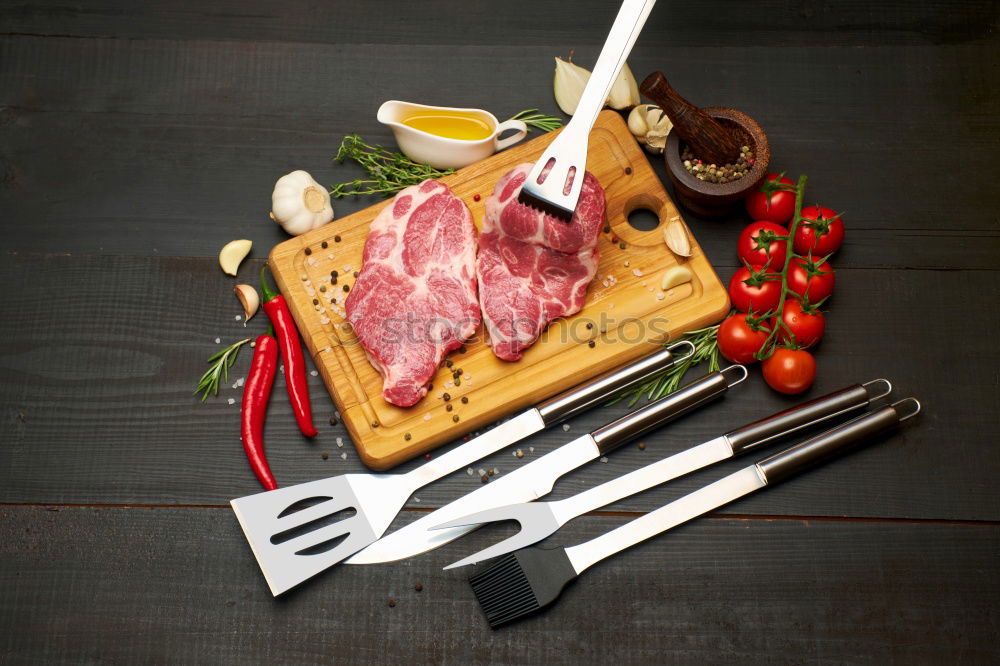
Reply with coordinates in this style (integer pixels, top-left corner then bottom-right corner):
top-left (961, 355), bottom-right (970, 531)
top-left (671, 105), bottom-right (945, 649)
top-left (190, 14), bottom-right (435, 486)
top-left (762, 348), bottom-right (817, 395)
top-left (787, 256), bottom-right (835, 304)
top-left (728, 265), bottom-right (782, 314)
top-left (775, 299), bottom-right (825, 349)
top-left (794, 206), bottom-right (845, 256)
top-left (718, 313), bottom-right (770, 364)
top-left (737, 221), bottom-right (790, 270)
top-left (745, 173), bottom-right (796, 224)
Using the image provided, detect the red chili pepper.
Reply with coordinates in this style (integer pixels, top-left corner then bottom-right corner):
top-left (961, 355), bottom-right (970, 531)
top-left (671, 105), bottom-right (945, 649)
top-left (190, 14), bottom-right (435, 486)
top-left (261, 267), bottom-right (318, 438)
top-left (241, 332), bottom-right (278, 490)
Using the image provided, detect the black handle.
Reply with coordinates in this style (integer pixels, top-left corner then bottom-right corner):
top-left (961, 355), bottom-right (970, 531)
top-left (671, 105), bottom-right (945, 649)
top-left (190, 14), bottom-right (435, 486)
top-left (725, 383), bottom-right (874, 455)
top-left (536, 342), bottom-right (693, 426)
top-left (756, 404), bottom-right (903, 485)
top-left (590, 367), bottom-right (741, 455)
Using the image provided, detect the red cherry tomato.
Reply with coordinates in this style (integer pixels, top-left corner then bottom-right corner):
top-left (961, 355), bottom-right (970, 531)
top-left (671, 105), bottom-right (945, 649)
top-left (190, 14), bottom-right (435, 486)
top-left (794, 206), bottom-right (845, 256)
top-left (737, 221), bottom-right (789, 270)
top-left (728, 265), bottom-right (782, 314)
top-left (745, 173), bottom-right (796, 224)
top-left (762, 348), bottom-right (817, 395)
top-left (717, 313), bottom-right (770, 364)
top-left (787, 257), bottom-right (835, 304)
top-left (775, 299), bottom-right (825, 349)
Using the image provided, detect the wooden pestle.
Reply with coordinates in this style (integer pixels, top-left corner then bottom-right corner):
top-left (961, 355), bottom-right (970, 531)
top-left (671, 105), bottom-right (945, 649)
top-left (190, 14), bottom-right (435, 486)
top-left (640, 71), bottom-right (744, 166)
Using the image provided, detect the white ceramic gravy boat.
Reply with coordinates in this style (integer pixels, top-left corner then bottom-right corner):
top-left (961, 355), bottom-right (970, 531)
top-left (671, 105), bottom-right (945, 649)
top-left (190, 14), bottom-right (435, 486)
top-left (377, 101), bottom-right (528, 170)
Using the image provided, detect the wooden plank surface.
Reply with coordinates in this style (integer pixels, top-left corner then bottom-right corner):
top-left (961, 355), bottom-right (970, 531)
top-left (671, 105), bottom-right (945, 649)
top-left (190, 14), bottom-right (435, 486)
top-left (1, 0), bottom-right (999, 661)
top-left (2, 506), bottom-right (998, 664)
top-left (270, 111), bottom-right (728, 468)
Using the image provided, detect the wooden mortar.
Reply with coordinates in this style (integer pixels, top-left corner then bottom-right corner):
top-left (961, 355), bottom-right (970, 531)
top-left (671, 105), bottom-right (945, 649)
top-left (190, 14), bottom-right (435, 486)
top-left (640, 72), bottom-right (770, 217)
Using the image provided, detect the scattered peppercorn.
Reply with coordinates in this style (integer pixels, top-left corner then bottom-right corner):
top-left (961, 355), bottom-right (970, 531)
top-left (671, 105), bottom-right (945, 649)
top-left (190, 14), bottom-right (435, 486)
top-left (304, 247), bottom-right (312, 256)
top-left (443, 393), bottom-right (451, 401)
top-left (480, 474), bottom-right (489, 484)
top-left (312, 298), bottom-right (319, 305)
top-left (454, 378), bottom-right (461, 386)
top-left (404, 432), bottom-right (411, 441)
top-left (424, 453), bottom-right (432, 460)
top-left (473, 193), bottom-right (481, 202)
top-left (461, 396), bottom-right (468, 404)
top-left (334, 235), bottom-right (342, 242)
top-left (588, 340), bottom-right (596, 348)
top-left (321, 241), bottom-right (328, 249)
top-left (321, 451), bottom-right (329, 460)
top-left (388, 599), bottom-right (396, 608)
top-left (329, 416), bottom-right (338, 426)
top-left (619, 241), bottom-right (627, 250)
top-left (624, 166), bottom-right (632, 175)
top-left (452, 415), bottom-right (460, 422)
top-left (331, 270), bottom-right (338, 278)
top-left (586, 322), bottom-right (593, 330)
top-left (488, 468), bottom-right (495, 477)
top-left (603, 225), bottom-right (611, 233)
top-left (319, 285), bottom-right (326, 292)
top-left (371, 420), bottom-right (380, 428)
top-left (343, 284), bottom-right (350, 292)
top-left (446, 404), bottom-right (453, 412)
top-left (414, 582), bottom-right (423, 592)
top-left (445, 360), bottom-right (453, 368)
top-left (638, 442), bottom-right (646, 450)
top-left (353, 271), bottom-right (359, 278)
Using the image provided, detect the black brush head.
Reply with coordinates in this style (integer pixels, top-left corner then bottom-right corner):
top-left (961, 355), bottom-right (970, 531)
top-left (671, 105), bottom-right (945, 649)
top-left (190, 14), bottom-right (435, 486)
top-left (516, 189), bottom-right (575, 223)
top-left (468, 546), bottom-right (577, 629)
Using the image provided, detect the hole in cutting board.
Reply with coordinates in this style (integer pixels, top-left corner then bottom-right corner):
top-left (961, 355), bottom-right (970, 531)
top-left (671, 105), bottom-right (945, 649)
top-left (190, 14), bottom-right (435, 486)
top-left (627, 207), bottom-right (660, 231)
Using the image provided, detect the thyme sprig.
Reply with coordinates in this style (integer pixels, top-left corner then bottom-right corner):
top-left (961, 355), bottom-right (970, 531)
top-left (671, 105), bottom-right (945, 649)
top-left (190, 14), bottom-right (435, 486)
top-left (610, 325), bottom-right (721, 407)
top-left (329, 134), bottom-right (455, 198)
top-left (195, 338), bottom-right (250, 402)
top-left (507, 108), bottom-right (564, 133)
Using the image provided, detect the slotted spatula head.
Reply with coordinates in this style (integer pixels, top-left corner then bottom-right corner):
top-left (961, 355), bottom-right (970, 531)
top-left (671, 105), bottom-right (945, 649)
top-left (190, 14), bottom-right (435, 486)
top-left (230, 473), bottom-right (400, 595)
top-left (517, 146), bottom-right (588, 221)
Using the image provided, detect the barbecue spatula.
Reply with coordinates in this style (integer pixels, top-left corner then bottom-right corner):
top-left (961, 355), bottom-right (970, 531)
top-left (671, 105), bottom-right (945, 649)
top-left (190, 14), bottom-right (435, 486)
top-left (518, 0), bottom-right (657, 218)
top-left (230, 342), bottom-right (692, 595)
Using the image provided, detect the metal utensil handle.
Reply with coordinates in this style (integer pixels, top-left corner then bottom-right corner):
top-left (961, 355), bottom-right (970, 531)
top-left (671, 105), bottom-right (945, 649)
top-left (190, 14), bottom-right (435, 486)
top-left (756, 399), bottom-right (919, 485)
top-left (725, 381), bottom-right (881, 455)
top-left (590, 365), bottom-right (746, 455)
top-left (536, 341), bottom-right (694, 426)
top-left (571, 0), bottom-right (657, 133)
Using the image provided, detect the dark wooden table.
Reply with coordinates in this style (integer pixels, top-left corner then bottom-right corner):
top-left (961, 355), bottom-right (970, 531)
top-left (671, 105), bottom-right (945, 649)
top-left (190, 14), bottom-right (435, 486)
top-left (2, 1), bottom-right (999, 663)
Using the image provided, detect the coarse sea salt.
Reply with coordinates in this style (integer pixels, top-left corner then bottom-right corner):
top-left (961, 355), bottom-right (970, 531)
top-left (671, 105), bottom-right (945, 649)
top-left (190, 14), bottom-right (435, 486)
top-left (423, 413), bottom-right (432, 421)
top-left (310, 370), bottom-right (318, 377)
top-left (340, 452), bottom-right (347, 460)
top-left (227, 398), bottom-right (235, 405)
top-left (562, 424), bottom-right (571, 432)
top-left (234, 315), bottom-right (241, 321)
top-left (214, 337), bottom-right (221, 344)
top-left (336, 437), bottom-right (344, 447)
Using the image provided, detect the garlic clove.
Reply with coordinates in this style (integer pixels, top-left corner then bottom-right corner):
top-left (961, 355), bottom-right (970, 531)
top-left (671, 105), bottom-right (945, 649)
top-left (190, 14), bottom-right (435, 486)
top-left (661, 266), bottom-right (693, 291)
top-left (219, 239), bottom-right (252, 276)
top-left (663, 218), bottom-right (692, 257)
top-left (628, 104), bottom-right (654, 138)
top-left (234, 284), bottom-right (260, 325)
top-left (607, 62), bottom-right (640, 110)
top-left (553, 57), bottom-right (591, 116)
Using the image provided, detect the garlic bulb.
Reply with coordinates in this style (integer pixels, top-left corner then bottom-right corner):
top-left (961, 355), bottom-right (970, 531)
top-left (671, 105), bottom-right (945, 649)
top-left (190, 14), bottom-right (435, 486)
top-left (270, 170), bottom-right (334, 236)
top-left (554, 57), bottom-right (640, 115)
top-left (627, 104), bottom-right (673, 154)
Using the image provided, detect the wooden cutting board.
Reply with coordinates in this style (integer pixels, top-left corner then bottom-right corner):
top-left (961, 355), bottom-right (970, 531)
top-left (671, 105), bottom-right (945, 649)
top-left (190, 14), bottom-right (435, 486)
top-left (269, 110), bottom-right (729, 470)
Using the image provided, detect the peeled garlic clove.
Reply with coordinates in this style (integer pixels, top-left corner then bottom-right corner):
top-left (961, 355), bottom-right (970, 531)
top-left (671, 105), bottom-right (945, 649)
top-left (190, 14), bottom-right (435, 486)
top-left (663, 218), bottom-right (692, 257)
top-left (219, 239), bottom-right (252, 276)
top-left (553, 57), bottom-right (591, 115)
top-left (607, 62), bottom-right (640, 110)
top-left (234, 284), bottom-right (260, 325)
top-left (661, 266), bottom-right (693, 291)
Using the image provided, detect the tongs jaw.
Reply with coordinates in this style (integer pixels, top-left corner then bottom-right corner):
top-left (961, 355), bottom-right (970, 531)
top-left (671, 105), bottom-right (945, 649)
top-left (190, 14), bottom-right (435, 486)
top-left (517, 153), bottom-right (584, 222)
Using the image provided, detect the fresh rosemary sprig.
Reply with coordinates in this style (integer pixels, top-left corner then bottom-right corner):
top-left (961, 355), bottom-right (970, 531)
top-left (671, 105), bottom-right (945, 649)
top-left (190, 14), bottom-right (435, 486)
top-left (329, 134), bottom-right (455, 198)
top-left (507, 108), bottom-right (564, 133)
top-left (609, 325), bottom-right (721, 407)
top-left (195, 338), bottom-right (250, 402)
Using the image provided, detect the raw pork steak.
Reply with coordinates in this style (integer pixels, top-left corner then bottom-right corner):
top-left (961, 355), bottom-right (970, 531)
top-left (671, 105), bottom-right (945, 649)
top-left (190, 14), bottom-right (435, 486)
top-left (477, 163), bottom-right (606, 361)
top-left (345, 180), bottom-right (479, 407)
